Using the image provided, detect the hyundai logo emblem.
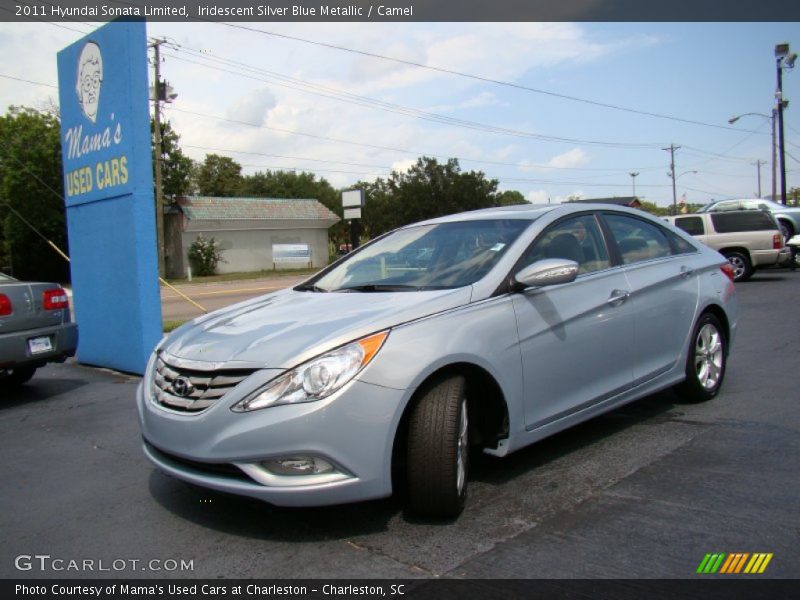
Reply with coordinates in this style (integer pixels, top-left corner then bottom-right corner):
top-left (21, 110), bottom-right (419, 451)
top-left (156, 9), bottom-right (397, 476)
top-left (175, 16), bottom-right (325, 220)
top-left (171, 377), bottom-right (195, 398)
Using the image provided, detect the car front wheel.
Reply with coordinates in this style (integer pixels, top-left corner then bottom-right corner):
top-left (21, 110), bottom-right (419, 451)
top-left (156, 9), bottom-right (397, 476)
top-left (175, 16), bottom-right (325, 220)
top-left (406, 375), bottom-right (469, 517)
top-left (674, 313), bottom-right (726, 403)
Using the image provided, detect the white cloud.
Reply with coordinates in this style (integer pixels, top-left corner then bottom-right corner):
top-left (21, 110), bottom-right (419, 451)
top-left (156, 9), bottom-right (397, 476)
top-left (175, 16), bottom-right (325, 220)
top-left (527, 190), bottom-right (550, 203)
top-left (518, 148), bottom-right (590, 172)
top-left (226, 88), bottom-right (276, 126)
top-left (390, 158), bottom-right (417, 174)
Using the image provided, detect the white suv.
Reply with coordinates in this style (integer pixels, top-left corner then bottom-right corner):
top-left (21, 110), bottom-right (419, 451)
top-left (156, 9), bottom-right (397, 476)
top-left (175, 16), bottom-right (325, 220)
top-left (664, 211), bottom-right (790, 281)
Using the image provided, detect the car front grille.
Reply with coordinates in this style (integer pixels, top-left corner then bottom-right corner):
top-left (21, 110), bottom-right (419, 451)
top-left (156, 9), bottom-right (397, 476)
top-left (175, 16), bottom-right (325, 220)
top-left (151, 355), bottom-right (255, 413)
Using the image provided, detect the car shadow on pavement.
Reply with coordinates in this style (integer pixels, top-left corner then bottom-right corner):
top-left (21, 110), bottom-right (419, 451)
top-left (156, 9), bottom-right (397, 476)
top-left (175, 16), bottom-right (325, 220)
top-left (1, 377), bottom-right (87, 409)
top-left (468, 389), bottom-right (682, 487)
top-left (147, 389), bottom-right (686, 538)
top-left (148, 470), bottom-right (402, 540)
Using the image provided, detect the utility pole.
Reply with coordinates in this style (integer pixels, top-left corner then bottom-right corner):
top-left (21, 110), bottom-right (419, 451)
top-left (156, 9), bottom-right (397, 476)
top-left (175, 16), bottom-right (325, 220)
top-left (775, 43), bottom-right (796, 206)
top-left (771, 108), bottom-right (778, 200)
top-left (150, 38), bottom-right (166, 277)
top-left (752, 160), bottom-right (765, 198)
top-left (777, 58), bottom-right (787, 205)
top-left (663, 144), bottom-right (680, 214)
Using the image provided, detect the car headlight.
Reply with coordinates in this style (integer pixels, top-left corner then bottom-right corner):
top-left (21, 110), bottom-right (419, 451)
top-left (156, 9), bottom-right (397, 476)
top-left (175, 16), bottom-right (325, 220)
top-left (232, 330), bottom-right (389, 412)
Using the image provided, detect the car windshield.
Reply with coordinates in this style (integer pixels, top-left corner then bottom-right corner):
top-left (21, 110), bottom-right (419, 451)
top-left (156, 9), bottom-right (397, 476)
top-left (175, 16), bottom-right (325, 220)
top-left (305, 219), bottom-right (532, 292)
top-left (699, 199), bottom-right (788, 213)
top-left (0, 272), bottom-right (16, 282)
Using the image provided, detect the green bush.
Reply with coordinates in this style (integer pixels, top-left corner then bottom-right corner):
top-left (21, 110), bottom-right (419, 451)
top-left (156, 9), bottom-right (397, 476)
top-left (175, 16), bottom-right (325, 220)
top-left (188, 234), bottom-right (225, 276)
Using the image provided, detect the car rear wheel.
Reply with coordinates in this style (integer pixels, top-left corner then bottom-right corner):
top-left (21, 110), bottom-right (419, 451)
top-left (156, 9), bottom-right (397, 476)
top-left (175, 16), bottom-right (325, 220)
top-left (722, 250), bottom-right (752, 282)
top-left (5, 366), bottom-right (37, 387)
top-left (778, 220), bottom-right (793, 243)
top-left (674, 313), bottom-right (726, 403)
top-left (406, 375), bottom-right (469, 517)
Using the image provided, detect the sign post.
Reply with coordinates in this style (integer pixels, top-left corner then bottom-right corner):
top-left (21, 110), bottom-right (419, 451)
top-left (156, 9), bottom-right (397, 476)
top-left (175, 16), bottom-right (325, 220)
top-left (57, 20), bottom-right (161, 374)
top-left (342, 189), bottom-right (364, 251)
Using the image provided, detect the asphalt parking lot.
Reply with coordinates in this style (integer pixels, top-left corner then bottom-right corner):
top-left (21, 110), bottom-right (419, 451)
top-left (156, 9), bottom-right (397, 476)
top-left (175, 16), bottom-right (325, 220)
top-left (1, 268), bottom-right (798, 580)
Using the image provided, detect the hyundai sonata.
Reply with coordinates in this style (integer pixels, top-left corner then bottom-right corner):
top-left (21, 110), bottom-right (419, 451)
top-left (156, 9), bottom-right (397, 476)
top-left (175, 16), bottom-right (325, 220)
top-left (137, 204), bottom-right (737, 517)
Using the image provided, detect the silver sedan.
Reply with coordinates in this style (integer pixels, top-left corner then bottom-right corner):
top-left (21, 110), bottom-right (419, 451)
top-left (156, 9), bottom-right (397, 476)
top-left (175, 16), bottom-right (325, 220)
top-left (0, 272), bottom-right (77, 387)
top-left (137, 204), bottom-right (737, 517)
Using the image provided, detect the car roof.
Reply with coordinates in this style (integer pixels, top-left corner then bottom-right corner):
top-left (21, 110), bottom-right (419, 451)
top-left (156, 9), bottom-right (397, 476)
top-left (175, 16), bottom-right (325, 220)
top-left (410, 202), bottom-right (671, 229)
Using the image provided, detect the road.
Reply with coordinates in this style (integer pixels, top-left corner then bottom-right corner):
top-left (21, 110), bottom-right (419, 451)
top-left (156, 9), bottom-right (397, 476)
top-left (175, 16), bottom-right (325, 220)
top-left (1, 267), bottom-right (798, 581)
top-left (161, 275), bottom-right (308, 321)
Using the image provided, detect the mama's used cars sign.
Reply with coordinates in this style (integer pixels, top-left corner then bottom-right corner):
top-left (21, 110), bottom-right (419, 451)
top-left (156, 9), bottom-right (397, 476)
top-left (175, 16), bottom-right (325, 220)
top-left (59, 23), bottom-right (141, 205)
top-left (57, 20), bottom-right (161, 374)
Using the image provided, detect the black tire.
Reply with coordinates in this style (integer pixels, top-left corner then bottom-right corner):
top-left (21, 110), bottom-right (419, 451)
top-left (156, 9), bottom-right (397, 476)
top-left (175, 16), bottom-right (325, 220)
top-left (778, 220), bottom-right (793, 243)
top-left (406, 375), bottom-right (469, 517)
top-left (723, 250), bottom-right (752, 282)
top-left (5, 366), bottom-right (37, 387)
top-left (674, 313), bottom-right (726, 403)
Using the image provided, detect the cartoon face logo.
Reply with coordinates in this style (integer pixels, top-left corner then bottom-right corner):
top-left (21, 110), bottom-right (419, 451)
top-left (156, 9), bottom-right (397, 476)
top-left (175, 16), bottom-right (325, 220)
top-left (76, 42), bottom-right (103, 123)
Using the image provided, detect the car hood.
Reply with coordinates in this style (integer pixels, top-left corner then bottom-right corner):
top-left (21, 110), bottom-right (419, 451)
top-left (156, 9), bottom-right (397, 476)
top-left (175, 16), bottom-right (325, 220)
top-left (160, 286), bottom-right (473, 368)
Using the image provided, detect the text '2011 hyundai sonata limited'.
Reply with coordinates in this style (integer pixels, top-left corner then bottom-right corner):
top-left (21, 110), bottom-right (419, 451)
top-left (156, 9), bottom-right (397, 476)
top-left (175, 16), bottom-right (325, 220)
top-left (137, 204), bottom-right (737, 517)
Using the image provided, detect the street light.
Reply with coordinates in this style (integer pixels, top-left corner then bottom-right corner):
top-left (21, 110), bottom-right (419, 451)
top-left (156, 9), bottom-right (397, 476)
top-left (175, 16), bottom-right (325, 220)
top-left (728, 111), bottom-right (776, 200)
top-left (629, 172), bottom-right (639, 197)
top-left (776, 42), bottom-right (797, 205)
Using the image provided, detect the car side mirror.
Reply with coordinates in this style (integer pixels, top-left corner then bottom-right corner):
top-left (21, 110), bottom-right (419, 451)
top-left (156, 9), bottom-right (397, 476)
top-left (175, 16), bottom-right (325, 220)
top-left (513, 258), bottom-right (579, 290)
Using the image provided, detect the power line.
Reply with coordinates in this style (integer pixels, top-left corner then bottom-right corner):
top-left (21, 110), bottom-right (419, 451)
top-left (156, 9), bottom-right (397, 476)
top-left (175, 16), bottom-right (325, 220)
top-left (218, 23), bottom-right (765, 135)
top-left (0, 73), bottom-right (57, 89)
top-left (163, 46), bottom-right (665, 149)
top-left (167, 106), bottom-right (664, 173)
top-left (182, 144), bottom-right (393, 170)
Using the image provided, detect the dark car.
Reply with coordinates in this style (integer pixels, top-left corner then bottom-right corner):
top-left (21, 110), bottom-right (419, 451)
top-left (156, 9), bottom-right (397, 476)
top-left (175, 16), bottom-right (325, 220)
top-left (0, 273), bottom-right (78, 388)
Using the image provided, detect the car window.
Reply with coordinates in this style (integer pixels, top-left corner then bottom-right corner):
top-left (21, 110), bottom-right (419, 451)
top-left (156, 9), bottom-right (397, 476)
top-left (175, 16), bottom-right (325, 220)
top-left (311, 219), bottom-right (531, 291)
top-left (710, 211), bottom-right (777, 233)
top-left (665, 229), bottom-right (697, 255)
top-left (673, 216), bottom-right (705, 236)
top-left (711, 201), bottom-right (742, 212)
top-left (520, 214), bottom-right (611, 275)
top-left (604, 213), bottom-right (672, 265)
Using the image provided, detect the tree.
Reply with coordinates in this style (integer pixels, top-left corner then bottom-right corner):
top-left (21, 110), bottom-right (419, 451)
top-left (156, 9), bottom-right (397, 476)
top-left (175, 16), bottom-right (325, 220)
top-left (0, 107), bottom-right (68, 282)
top-left (195, 154), bottom-right (242, 196)
top-left (361, 157), bottom-right (498, 237)
top-left (637, 200), bottom-right (669, 217)
top-left (495, 190), bottom-right (528, 206)
top-left (152, 119), bottom-right (194, 202)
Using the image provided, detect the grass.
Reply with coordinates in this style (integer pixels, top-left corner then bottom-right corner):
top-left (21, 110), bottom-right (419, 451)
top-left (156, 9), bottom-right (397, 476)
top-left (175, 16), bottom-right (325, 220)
top-left (165, 267), bottom-right (318, 286)
top-left (163, 319), bottom-right (189, 333)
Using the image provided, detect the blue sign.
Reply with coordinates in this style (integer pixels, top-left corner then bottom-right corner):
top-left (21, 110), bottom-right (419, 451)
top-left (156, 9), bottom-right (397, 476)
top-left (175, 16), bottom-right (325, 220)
top-left (57, 20), bottom-right (162, 374)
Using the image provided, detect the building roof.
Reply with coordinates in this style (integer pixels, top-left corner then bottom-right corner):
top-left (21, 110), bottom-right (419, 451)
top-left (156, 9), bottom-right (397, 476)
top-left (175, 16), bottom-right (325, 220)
top-left (570, 197), bottom-right (642, 208)
top-left (178, 196), bottom-right (341, 222)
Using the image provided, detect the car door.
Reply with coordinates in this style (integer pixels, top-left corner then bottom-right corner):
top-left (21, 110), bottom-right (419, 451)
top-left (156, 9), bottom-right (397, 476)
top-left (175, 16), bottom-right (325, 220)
top-left (511, 213), bottom-right (635, 429)
top-left (602, 212), bottom-right (700, 385)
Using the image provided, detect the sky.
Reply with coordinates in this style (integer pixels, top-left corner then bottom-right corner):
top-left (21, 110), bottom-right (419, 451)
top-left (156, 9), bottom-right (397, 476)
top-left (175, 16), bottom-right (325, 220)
top-left (0, 20), bottom-right (798, 207)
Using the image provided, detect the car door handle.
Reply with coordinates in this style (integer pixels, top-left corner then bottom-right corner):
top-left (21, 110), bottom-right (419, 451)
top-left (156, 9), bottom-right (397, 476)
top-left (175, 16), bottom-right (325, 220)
top-left (679, 266), bottom-right (694, 279)
top-left (607, 289), bottom-right (630, 307)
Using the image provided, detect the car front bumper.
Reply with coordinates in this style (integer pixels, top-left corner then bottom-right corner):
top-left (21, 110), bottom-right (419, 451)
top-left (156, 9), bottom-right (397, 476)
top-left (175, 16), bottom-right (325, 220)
top-left (0, 322), bottom-right (77, 369)
top-left (136, 361), bottom-right (408, 507)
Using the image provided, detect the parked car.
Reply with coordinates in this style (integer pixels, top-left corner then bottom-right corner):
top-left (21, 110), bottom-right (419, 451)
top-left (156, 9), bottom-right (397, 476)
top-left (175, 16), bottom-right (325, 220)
top-left (664, 211), bottom-right (790, 281)
top-left (0, 273), bottom-right (78, 387)
top-left (137, 204), bottom-right (737, 517)
top-left (696, 198), bottom-right (800, 243)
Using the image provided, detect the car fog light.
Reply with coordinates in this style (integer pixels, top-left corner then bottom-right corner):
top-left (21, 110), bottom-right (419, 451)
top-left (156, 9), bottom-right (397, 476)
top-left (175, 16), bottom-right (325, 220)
top-left (261, 456), bottom-right (335, 476)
